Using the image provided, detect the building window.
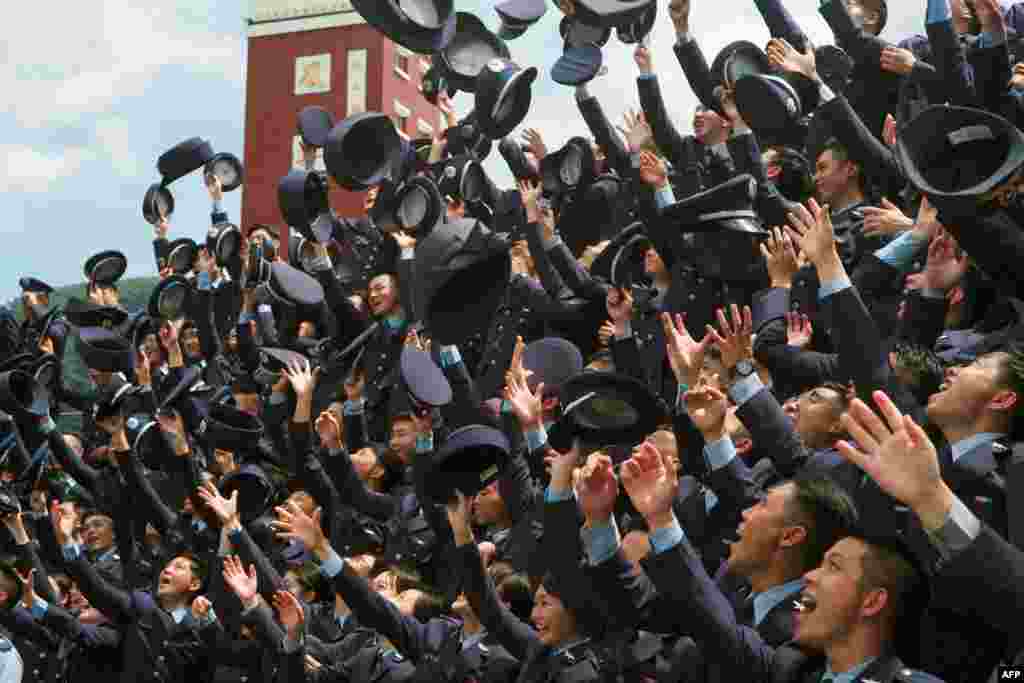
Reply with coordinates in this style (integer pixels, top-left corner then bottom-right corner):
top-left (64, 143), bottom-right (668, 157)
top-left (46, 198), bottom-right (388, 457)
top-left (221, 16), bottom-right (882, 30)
top-left (394, 100), bottom-right (411, 134)
top-left (394, 47), bottom-right (411, 79)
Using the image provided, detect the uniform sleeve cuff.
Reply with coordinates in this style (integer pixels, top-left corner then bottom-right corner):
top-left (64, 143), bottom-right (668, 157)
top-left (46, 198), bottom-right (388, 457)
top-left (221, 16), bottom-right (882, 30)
top-left (728, 373), bottom-right (764, 407)
top-left (268, 392), bottom-right (289, 406)
top-left (525, 426), bottom-right (548, 453)
top-left (544, 485), bottom-right (574, 503)
top-left (238, 313), bottom-right (257, 325)
top-left (922, 288), bottom-right (947, 299)
top-left (30, 599), bottom-right (48, 620)
top-left (439, 345), bottom-right (462, 368)
top-left (649, 518), bottom-right (686, 555)
top-left (614, 321), bottom-right (633, 340)
top-left (703, 435), bottom-right (737, 471)
top-left (637, 73), bottom-right (657, 80)
top-left (319, 549), bottom-right (344, 578)
top-left (343, 399), bottom-right (365, 416)
top-left (581, 515), bottom-right (621, 565)
top-left (654, 184), bottom-right (677, 209)
top-left (416, 433), bottom-right (434, 455)
top-left (817, 274), bottom-right (852, 300)
top-left (927, 495), bottom-right (981, 559)
top-left (400, 247), bottom-right (415, 260)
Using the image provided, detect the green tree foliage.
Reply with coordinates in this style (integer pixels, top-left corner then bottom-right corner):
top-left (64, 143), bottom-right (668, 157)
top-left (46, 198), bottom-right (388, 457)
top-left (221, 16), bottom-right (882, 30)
top-left (7, 277), bottom-right (158, 391)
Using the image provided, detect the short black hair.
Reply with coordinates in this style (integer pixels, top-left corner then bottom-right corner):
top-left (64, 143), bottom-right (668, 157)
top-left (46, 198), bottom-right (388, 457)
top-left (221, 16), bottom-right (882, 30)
top-left (783, 473), bottom-right (859, 573)
top-left (993, 345), bottom-right (1024, 425)
top-left (819, 138), bottom-right (864, 189)
top-left (766, 145), bottom-right (813, 203)
top-left (498, 573), bottom-right (534, 623)
top-left (893, 342), bottom-right (946, 405)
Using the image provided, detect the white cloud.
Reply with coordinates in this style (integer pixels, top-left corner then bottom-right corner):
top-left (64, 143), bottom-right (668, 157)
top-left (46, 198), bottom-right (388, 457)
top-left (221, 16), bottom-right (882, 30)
top-left (0, 144), bottom-right (93, 193)
top-left (2, 0), bottom-right (243, 129)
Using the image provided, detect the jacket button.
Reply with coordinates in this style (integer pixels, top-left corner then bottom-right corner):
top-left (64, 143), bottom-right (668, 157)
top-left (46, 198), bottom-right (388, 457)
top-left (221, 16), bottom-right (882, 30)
top-left (377, 365), bottom-right (385, 372)
top-left (688, 294), bottom-right (696, 301)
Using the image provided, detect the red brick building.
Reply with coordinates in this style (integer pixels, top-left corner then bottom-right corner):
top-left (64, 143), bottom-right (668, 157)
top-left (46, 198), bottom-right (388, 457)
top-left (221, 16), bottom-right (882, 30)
top-left (242, 0), bottom-right (446, 242)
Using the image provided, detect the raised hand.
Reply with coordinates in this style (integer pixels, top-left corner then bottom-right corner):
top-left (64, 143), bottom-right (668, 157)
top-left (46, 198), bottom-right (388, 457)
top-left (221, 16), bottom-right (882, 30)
top-left (707, 304), bottom-right (753, 373)
top-left (273, 590), bottom-right (305, 639)
top-left (922, 234), bottom-right (968, 292)
top-left (15, 568), bottom-right (36, 610)
top-left (879, 47), bottom-right (916, 75)
top-left (766, 38), bottom-right (816, 80)
top-left (197, 481), bottom-right (239, 528)
top-left (50, 500), bottom-right (76, 547)
top-left (1, 512), bottom-right (29, 546)
top-left (598, 320), bottom-right (616, 348)
top-left (394, 231), bottom-right (416, 251)
top-left (222, 554), bottom-right (259, 607)
top-left (639, 151), bottom-right (668, 189)
top-left (445, 490), bottom-right (473, 546)
top-left (159, 320), bottom-right (179, 350)
top-left (617, 109), bottom-right (654, 154)
top-left (506, 336), bottom-right (534, 388)
top-left (668, 0), bottom-right (690, 35)
top-left (620, 441), bottom-right (677, 528)
top-left (634, 45), bottom-right (654, 75)
top-left (785, 199), bottom-right (840, 276)
top-left (576, 452), bottom-right (618, 523)
top-left (522, 128), bottom-right (548, 161)
top-left (205, 172), bottom-right (224, 202)
top-left (836, 391), bottom-right (952, 530)
top-left (545, 443), bottom-right (581, 493)
top-left (284, 359), bottom-right (317, 398)
top-left (191, 595), bottom-right (213, 622)
top-left (760, 226), bottom-right (800, 288)
top-left (862, 198), bottom-right (913, 238)
top-left (661, 312), bottom-right (710, 387)
top-left (343, 369), bottom-right (366, 402)
top-left (1010, 62), bottom-right (1024, 90)
top-left (518, 179), bottom-right (543, 223)
top-left (272, 502), bottom-right (328, 556)
top-left (883, 114), bottom-right (898, 148)
top-left (684, 384), bottom-right (730, 440)
top-left (504, 372), bottom-right (544, 431)
top-left (606, 287), bottom-right (634, 326)
top-left (785, 312), bottom-right (814, 349)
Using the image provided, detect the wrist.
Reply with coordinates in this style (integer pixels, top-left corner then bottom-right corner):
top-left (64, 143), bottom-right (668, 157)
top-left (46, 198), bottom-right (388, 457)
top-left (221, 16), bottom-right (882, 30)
top-left (312, 538), bottom-right (331, 559)
top-left (645, 511), bottom-right (676, 532)
top-left (454, 527), bottom-right (474, 547)
top-left (243, 595), bottom-right (260, 611)
top-left (814, 251), bottom-right (844, 282)
top-left (914, 483), bottom-right (956, 532)
top-left (700, 426), bottom-right (727, 443)
top-left (550, 472), bottom-right (574, 494)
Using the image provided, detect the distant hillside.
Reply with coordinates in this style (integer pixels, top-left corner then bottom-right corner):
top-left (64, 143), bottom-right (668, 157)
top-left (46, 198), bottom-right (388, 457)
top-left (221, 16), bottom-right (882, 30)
top-left (7, 277), bottom-right (159, 392)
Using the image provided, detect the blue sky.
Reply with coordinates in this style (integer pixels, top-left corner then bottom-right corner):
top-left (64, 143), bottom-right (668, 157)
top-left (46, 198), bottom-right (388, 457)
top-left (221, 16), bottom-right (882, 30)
top-left (3, 0), bottom-right (920, 302)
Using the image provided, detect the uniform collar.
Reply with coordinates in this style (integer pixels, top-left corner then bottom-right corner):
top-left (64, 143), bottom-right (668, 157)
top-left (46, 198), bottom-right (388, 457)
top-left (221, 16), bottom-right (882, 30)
top-left (551, 637), bottom-right (590, 657)
top-left (170, 606), bottom-right (189, 624)
top-left (951, 432), bottom-right (1006, 463)
top-left (822, 656), bottom-right (877, 683)
top-left (94, 546), bottom-right (119, 564)
top-left (752, 577), bottom-right (805, 627)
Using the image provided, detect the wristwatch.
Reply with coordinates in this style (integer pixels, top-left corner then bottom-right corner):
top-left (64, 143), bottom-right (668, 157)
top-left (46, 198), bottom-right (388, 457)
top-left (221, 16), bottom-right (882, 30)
top-left (734, 359), bottom-right (755, 378)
